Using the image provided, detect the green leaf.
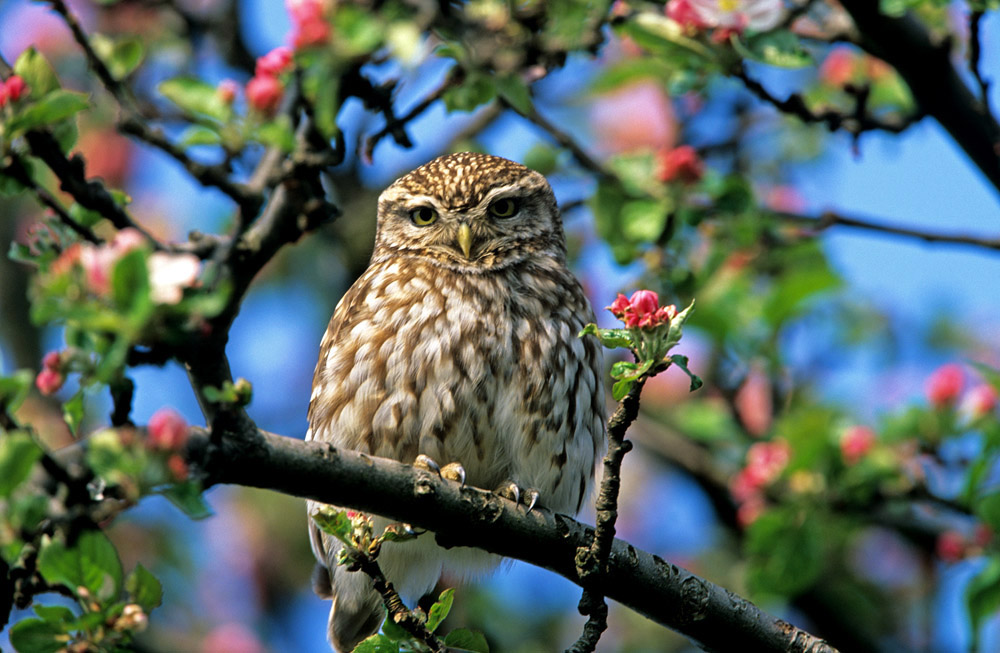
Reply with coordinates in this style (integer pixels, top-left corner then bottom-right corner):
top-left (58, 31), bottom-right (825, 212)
top-left (426, 588), bottom-right (454, 632)
top-left (736, 31), bottom-right (813, 69)
top-left (178, 125), bottom-right (222, 147)
top-left (495, 75), bottom-right (532, 115)
top-left (352, 634), bottom-right (399, 653)
top-left (32, 605), bottom-right (76, 623)
top-left (333, 5), bottom-right (383, 56)
top-left (0, 431), bottom-right (44, 498)
top-left (579, 324), bottom-right (634, 350)
top-left (38, 530), bottom-right (124, 603)
top-left (158, 77), bottom-right (230, 122)
top-left (443, 628), bottom-right (490, 653)
top-left (91, 34), bottom-right (144, 80)
top-left (312, 508), bottom-right (353, 543)
top-left (68, 203), bottom-right (104, 228)
top-left (443, 73), bottom-right (496, 113)
top-left (967, 556), bottom-right (1000, 650)
top-left (522, 144), bottom-right (559, 176)
top-left (622, 11), bottom-right (715, 62)
top-left (302, 61), bottom-right (340, 140)
top-left (253, 115), bottom-right (296, 151)
top-left (668, 354), bottom-right (703, 392)
top-left (976, 493), bottom-right (1000, 532)
top-left (111, 249), bottom-right (151, 317)
top-left (612, 378), bottom-right (634, 401)
top-left (621, 198), bottom-right (669, 243)
top-left (13, 47), bottom-right (60, 97)
top-left (62, 390), bottom-right (85, 438)
top-left (6, 90), bottom-right (90, 133)
top-left (9, 618), bottom-right (66, 653)
top-left (745, 508), bottom-right (825, 597)
top-left (0, 369), bottom-right (35, 414)
top-left (610, 360), bottom-right (639, 380)
top-left (163, 481), bottom-right (212, 519)
top-left (0, 170), bottom-right (29, 197)
top-left (664, 299), bottom-right (696, 352)
top-left (379, 611), bottom-right (409, 640)
top-left (126, 563), bottom-right (163, 612)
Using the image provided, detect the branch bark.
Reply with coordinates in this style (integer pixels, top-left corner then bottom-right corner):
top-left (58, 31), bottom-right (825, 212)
top-left (198, 427), bottom-right (839, 653)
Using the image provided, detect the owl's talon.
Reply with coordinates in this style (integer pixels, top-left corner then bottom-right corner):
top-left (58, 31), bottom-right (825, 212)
top-left (495, 481), bottom-right (521, 506)
top-left (524, 488), bottom-right (540, 513)
top-left (414, 454), bottom-right (441, 475)
top-left (440, 462), bottom-right (466, 487)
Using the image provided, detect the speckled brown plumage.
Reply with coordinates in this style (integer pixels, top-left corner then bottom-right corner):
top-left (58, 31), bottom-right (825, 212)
top-left (306, 152), bottom-right (605, 652)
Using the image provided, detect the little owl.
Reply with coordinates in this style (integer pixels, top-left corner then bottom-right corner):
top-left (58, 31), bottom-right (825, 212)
top-left (306, 152), bottom-right (605, 651)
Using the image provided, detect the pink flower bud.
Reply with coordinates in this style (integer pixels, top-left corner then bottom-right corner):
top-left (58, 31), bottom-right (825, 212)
top-left (936, 530), bottom-right (967, 563)
top-left (255, 47), bottom-right (294, 78)
top-left (840, 425), bottom-right (876, 465)
top-left (35, 368), bottom-right (64, 395)
top-left (288, 0), bottom-right (331, 49)
top-left (819, 48), bottom-right (856, 87)
top-left (744, 440), bottom-right (790, 486)
top-left (148, 407), bottom-right (189, 451)
top-left (0, 84), bottom-right (7, 108)
top-left (926, 364), bottom-right (965, 408)
top-left (607, 293), bottom-right (630, 318)
top-left (665, 0), bottom-right (709, 32)
top-left (629, 289), bottom-right (660, 316)
top-left (42, 350), bottom-right (62, 370)
top-left (4, 75), bottom-right (28, 102)
top-left (657, 145), bottom-right (704, 184)
top-left (965, 384), bottom-right (998, 419)
top-left (217, 79), bottom-right (239, 105)
top-left (245, 75), bottom-right (284, 115)
top-left (736, 495), bottom-right (765, 528)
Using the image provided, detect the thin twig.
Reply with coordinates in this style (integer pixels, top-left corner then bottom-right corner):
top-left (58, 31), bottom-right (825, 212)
top-left (774, 210), bottom-right (1000, 252)
top-left (49, 0), bottom-right (131, 106)
top-left (504, 99), bottom-right (616, 181)
top-left (568, 380), bottom-right (644, 653)
top-left (353, 554), bottom-right (445, 652)
top-left (2, 155), bottom-right (101, 244)
top-left (968, 10), bottom-right (994, 121)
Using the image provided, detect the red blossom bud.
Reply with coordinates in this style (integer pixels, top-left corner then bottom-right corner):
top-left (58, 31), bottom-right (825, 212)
top-left (926, 364), bottom-right (964, 408)
top-left (148, 407), bottom-right (189, 451)
top-left (819, 48), bottom-right (856, 87)
top-left (217, 79), bottom-right (239, 105)
top-left (629, 289), bottom-right (659, 316)
top-left (288, 0), bottom-right (331, 49)
top-left (166, 454), bottom-right (189, 482)
top-left (607, 293), bottom-right (630, 317)
top-left (936, 530), bottom-right (967, 563)
top-left (245, 75), bottom-right (284, 115)
top-left (737, 495), bottom-right (765, 528)
top-left (665, 0), bottom-right (709, 33)
top-left (42, 350), bottom-right (62, 370)
top-left (0, 84), bottom-right (7, 108)
top-left (657, 145), bottom-right (704, 184)
top-left (255, 46), bottom-right (294, 77)
top-left (35, 368), bottom-right (64, 396)
top-left (840, 425), bottom-right (876, 465)
top-left (4, 75), bottom-right (28, 102)
top-left (744, 439), bottom-right (790, 486)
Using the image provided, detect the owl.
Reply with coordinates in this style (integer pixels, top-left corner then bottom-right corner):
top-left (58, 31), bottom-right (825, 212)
top-left (306, 152), bottom-right (605, 651)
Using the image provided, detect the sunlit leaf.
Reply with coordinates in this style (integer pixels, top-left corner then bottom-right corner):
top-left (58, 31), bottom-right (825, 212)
top-left (158, 77), bottom-right (230, 122)
top-left (91, 34), bottom-right (144, 80)
top-left (5, 90), bottom-right (90, 134)
top-left (13, 47), bottom-right (60, 97)
top-left (126, 563), bottom-right (163, 612)
top-left (163, 481), bottom-right (212, 519)
top-left (426, 588), bottom-right (454, 632)
top-left (745, 508), bottom-right (825, 596)
top-left (443, 628), bottom-right (490, 652)
top-left (0, 431), bottom-right (43, 498)
top-left (353, 634), bottom-right (399, 653)
top-left (9, 618), bottom-right (65, 653)
top-left (38, 530), bottom-right (124, 603)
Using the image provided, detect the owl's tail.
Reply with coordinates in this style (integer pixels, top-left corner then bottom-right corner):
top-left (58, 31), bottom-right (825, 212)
top-left (312, 557), bottom-right (384, 652)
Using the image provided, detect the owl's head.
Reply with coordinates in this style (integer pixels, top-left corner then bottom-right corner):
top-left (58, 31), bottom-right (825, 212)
top-left (373, 152), bottom-right (565, 270)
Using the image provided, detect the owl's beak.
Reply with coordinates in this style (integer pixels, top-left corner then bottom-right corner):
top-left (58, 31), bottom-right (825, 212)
top-left (457, 222), bottom-right (473, 258)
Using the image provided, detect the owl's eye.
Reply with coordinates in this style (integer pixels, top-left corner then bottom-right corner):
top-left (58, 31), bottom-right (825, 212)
top-left (409, 206), bottom-right (438, 226)
top-left (488, 198), bottom-right (519, 218)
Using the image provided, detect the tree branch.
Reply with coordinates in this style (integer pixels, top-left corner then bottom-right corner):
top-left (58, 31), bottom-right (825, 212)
top-left (198, 427), bottom-right (839, 653)
top-left (838, 0), bottom-right (1000, 197)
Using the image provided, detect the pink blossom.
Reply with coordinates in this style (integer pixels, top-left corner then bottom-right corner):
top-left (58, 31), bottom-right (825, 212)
top-left (666, 0), bottom-right (711, 33)
top-left (840, 425), bottom-right (876, 465)
top-left (50, 242), bottom-right (82, 277)
top-left (4, 75), bottom-right (28, 102)
top-left (820, 47), bottom-right (856, 86)
top-left (936, 530), bottom-right (967, 563)
top-left (607, 290), bottom-right (677, 330)
top-left (744, 439), bottom-right (790, 486)
top-left (287, 0), bottom-right (331, 49)
top-left (112, 227), bottom-right (146, 254)
top-left (729, 467), bottom-right (761, 503)
top-left (607, 293), bottom-right (631, 317)
top-left (35, 368), bottom-right (64, 396)
top-left (736, 494), bottom-right (766, 527)
top-left (148, 407), bottom-right (189, 451)
top-left (217, 79), bottom-right (239, 105)
top-left (246, 74), bottom-right (284, 114)
top-left (148, 252), bottom-right (200, 305)
top-left (926, 364), bottom-right (965, 408)
top-left (255, 46), bottom-right (294, 78)
top-left (79, 244), bottom-right (117, 295)
top-left (630, 289), bottom-right (659, 316)
top-left (734, 367), bottom-right (772, 436)
top-left (42, 350), bottom-right (62, 371)
top-left (965, 384), bottom-right (998, 418)
top-left (657, 145), bottom-right (704, 184)
top-left (686, 0), bottom-right (784, 33)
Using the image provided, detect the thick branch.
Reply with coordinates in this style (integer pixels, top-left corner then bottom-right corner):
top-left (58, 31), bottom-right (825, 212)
top-left (839, 1), bottom-right (1000, 197)
top-left (202, 428), bottom-right (838, 653)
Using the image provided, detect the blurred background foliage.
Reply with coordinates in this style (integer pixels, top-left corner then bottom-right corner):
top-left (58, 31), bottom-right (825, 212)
top-left (2, 0), bottom-right (1000, 651)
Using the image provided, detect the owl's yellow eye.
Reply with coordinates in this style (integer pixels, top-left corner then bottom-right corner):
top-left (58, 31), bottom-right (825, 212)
top-left (409, 206), bottom-right (438, 226)
top-left (488, 198), bottom-right (519, 218)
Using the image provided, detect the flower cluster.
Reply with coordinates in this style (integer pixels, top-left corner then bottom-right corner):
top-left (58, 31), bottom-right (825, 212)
top-left (288, 0), bottom-right (331, 49)
top-left (47, 228), bottom-right (200, 306)
top-left (657, 145), bottom-right (704, 184)
top-left (925, 363), bottom-right (997, 417)
top-left (607, 290), bottom-right (678, 329)
top-left (840, 425), bottom-right (876, 465)
top-left (936, 526), bottom-right (992, 563)
top-left (666, 0), bottom-right (783, 41)
top-left (246, 46), bottom-right (294, 115)
top-left (818, 47), bottom-right (892, 87)
top-left (148, 407), bottom-right (190, 481)
top-left (35, 350), bottom-right (65, 396)
top-left (729, 439), bottom-right (790, 526)
top-left (0, 74), bottom-right (28, 107)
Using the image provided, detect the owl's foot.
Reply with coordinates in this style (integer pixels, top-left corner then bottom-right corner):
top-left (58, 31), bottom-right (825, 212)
top-left (494, 481), bottom-right (540, 513)
top-left (414, 454), bottom-right (466, 487)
